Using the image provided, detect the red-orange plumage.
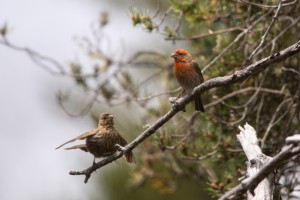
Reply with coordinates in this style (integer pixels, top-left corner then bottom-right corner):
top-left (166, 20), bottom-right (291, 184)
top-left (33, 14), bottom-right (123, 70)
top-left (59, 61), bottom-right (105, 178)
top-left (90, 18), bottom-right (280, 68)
top-left (171, 49), bottom-right (205, 112)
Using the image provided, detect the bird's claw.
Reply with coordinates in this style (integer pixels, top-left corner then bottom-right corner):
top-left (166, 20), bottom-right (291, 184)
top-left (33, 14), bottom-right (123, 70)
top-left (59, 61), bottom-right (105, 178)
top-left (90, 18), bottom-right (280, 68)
top-left (92, 158), bottom-right (98, 173)
top-left (115, 144), bottom-right (126, 152)
top-left (168, 97), bottom-right (186, 112)
top-left (169, 97), bottom-right (178, 105)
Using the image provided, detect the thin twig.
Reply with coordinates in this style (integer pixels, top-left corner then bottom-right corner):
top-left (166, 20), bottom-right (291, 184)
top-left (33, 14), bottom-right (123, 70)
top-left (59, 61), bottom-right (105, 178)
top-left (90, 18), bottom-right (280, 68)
top-left (57, 93), bottom-right (98, 117)
top-left (202, 11), bottom-right (272, 73)
top-left (236, 0), bottom-right (297, 8)
top-left (152, 0), bottom-right (161, 18)
top-left (282, 66), bottom-right (300, 75)
top-left (108, 88), bottom-right (181, 106)
top-left (181, 150), bottom-right (217, 161)
top-left (0, 38), bottom-right (66, 75)
top-left (230, 106), bottom-right (248, 126)
top-left (174, 11), bottom-right (184, 34)
top-left (153, 7), bottom-right (172, 29)
top-left (167, 27), bottom-right (244, 41)
top-left (248, 0), bottom-right (283, 61)
top-left (261, 98), bottom-right (293, 148)
top-left (228, 69), bottom-right (269, 110)
top-left (206, 87), bottom-right (285, 108)
top-left (256, 94), bottom-right (265, 131)
top-left (256, 16), bottom-right (300, 57)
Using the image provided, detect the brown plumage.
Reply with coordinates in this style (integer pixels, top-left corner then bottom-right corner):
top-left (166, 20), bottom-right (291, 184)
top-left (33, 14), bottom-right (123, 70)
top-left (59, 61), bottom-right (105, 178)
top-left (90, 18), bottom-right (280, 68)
top-left (55, 112), bottom-right (135, 163)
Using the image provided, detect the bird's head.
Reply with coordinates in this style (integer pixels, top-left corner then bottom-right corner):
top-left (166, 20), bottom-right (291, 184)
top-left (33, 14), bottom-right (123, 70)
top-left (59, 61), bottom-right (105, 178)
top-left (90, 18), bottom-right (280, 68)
top-left (170, 49), bottom-right (192, 63)
top-left (99, 112), bottom-right (114, 127)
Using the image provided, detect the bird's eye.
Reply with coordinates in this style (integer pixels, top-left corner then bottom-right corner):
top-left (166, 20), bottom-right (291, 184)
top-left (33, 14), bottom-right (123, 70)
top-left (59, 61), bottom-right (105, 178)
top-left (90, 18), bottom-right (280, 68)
top-left (178, 53), bottom-right (183, 55)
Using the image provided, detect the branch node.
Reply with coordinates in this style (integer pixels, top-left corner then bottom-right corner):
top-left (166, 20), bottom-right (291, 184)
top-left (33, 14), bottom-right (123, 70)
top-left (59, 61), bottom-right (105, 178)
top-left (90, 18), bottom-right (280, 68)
top-left (249, 158), bottom-right (257, 166)
top-left (249, 187), bottom-right (256, 196)
top-left (286, 134), bottom-right (300, 144)
top-left (270, 52), bottom-right (280, 59)
top-left (231, 72), bottom-right (238, 81)
top-left (84, 174), bottom-right (91, 184)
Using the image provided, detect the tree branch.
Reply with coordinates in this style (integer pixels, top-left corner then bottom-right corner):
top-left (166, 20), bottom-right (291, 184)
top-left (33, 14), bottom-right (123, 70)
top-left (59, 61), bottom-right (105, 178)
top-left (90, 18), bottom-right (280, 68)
top-left (248, 0), bottom-right (283, 61)
top-left (236, 0), bottom-right (297, 8)
top-left (218, 142), bottom-right (300, 200)
top-left (237, 124), bottom-right (273, 200)
top-left (69, 40), bottom-right (300, 183)
top-left (202, 11), bottom-right (272, 73)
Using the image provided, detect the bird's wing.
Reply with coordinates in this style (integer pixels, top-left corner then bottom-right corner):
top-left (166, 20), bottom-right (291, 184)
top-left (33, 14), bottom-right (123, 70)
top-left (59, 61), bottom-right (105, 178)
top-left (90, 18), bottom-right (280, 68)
top-left (64, 144), bottom-right (88, 152)
top-left (191, 60), bottom-right (204, 83)
top-left (55, 128), bottom-right (98, 150)
top-left (116, 134), bottom-right (128, 146)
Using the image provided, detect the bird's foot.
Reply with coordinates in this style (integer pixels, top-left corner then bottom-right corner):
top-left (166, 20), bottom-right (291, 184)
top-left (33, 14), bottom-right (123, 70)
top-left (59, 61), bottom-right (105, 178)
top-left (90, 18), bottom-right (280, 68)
top-left (168, 97), bottom-right (186, 112)
top-left (115, 144), bottom-right (126, 153)
top-left (168, 97), bottom-right (178, 104)
top-left (92, 158), bottom-right (98, 173)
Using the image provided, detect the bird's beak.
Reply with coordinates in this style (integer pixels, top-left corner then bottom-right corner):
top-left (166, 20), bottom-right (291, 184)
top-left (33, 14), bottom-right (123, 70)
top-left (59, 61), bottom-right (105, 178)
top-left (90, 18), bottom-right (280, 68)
top-left (170, 53), bottom-right (178, 58)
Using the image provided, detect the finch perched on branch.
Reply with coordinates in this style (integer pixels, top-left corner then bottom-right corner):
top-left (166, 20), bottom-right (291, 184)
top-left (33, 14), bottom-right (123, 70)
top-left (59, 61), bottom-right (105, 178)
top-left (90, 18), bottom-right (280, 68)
top-left (55, 112), bottom-right (135, 164)
top-left (170, 49), bottom-right (205, 112)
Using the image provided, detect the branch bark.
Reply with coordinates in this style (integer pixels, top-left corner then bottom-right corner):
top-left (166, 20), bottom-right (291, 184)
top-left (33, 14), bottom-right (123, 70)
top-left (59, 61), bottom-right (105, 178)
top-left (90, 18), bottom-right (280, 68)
top-left (237, 123), bottom-right (273, 200)
top-left (70, 40), bottom-right (300, 183)
top-left (218, 124), bottom-right (300, 200)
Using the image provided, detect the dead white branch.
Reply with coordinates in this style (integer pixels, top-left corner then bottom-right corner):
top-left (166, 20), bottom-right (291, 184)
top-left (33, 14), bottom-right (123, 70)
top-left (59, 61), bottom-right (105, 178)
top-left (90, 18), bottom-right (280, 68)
top-left (237, 123), bottom-right (273, 200)
top-left (218, 125), bottom-right (300, 200)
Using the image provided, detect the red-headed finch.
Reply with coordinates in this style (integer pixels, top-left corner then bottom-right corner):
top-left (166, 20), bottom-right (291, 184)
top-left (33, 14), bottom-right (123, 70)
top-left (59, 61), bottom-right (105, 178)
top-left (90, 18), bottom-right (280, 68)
top-left (171, 49), bottom-right (205, 112)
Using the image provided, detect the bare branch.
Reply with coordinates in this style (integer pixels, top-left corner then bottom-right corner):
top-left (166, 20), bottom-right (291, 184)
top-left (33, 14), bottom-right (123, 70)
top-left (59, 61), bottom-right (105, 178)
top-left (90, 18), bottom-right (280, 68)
top-left (181, 150), bottom-right (217, 161)
top-left (282, 66), bottom-right (300, 75)
top-left (286, 134), bottom-right (300, 144)
top-left (219, 125), bottom-right (300, 200)
top-left (256, 16), bottom-right (300, 57)
top-left (218, 144), bottom-right (300, 200)
top-left (153, 7), bottom-right (172, 29)
top-left (174, 11), bottom-right (184, 35)
top-left (236, 0), bottom-right (297, 8)
top-left (56, 93), bottom-right (98, 117)
top-left (206, 87), bottom-right (285, 109)
top-left (69, 39), bottom-right (300, 183)
top-left (167, 27), bottom-right (244, 41)
top-left (202, 11), bottom-right (272, 73)
top-left (152, 0), bottom-right (160, 18)
top-left (261, 98), bottom-right (293, 148)
top-left (108, 88), bottom-right (181, 106)
top-left (0, 38), bottom-right (66, 75)
top-left (248, 0), bottom-right (283, 61)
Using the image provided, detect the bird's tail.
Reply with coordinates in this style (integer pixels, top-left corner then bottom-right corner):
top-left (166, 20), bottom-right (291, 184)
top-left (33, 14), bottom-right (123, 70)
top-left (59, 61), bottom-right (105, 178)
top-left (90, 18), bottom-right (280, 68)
top-left (194, 93), bottom-right (205, 112)
top-left (124, 151), bottom-right (135, 163)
